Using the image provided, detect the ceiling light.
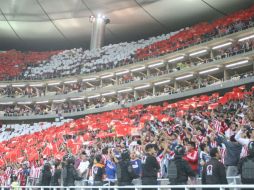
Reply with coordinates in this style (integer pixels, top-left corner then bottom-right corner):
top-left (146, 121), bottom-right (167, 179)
top-left (189, 49), bottom-right (207, 56)
top-left (48, 82), bottom-right (60, 86)
top-left (154, 80), bottom-right (171, 85)
top-left (64, 80), bottom-right (77, 84)
top-left (199, 68), bottom-right (219, 74)
top-left (238, 34), bottom-right (254, 42)
top-left (12, 84), bottom-right (26, 87)
top-left (82, 78), bottom-right (97, 82)
top-left (53, 99), bottom-right (66, 103)
top-left (70, 97), bottom-right (85, 101)
top-left (175, 74), bottom-right (193, 80)
top-left (0, 84), bottom-right (7, 88)
top-left (168, 56), bottom-right (185, 63)
top-left (131, 66), bottom-right (146, 72)
top-left (30, 83), bottom-right (44, 87)
top-left (101, 74), bottom-right (114, 79)
top-left (148, 62), bottom-right (164, 68)
top-left (115, 70), bottom-right (129, 76)
top-left (102, 91), bottom-right (116, 96)
top-left (36, 101), bottom-right (49, 104)
top-left (212, 42), bottom-right (232, 50)
top-left (17, 101), bottom-right (32, 105)
top-left (118, 88), bottom-right (133, 93)
top-left (0, 102), bottom-right (13, 105)
top-left (225, 60), bottom-right (249, 68)
top-left (134, 84), bottom-right (150, 90)
top-left (88, 94), bottom-right (100, 99)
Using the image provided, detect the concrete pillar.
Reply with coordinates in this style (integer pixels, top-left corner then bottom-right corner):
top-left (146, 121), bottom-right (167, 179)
top-left (116, 76), bottom-right (119, 85)
top-left (134, 90), bottom-right (138, 100)
top-left (100, 79), bottom-right (103, 87)
top-left (153, 86), bottom-right (156, 96)
top-left (147, 69), bottom-right (150, 77)
top-left (210, 50), bottom-right (214, 59)
top-left (224, 68), bottom-right (229, 81)
top-left (166, 63), bottom-right (169, 72)
top-left (174, 80), bottom-right (178, 92)
top-left (89, 15), bottom-right (110, 50)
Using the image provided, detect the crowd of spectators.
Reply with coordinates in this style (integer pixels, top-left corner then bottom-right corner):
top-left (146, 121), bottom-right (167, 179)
top-left (0, 37), bottom-right (253, 100)
top-left (0, 83), bottom-right (253, 188)
top-left (0, 5), bottom-right (253, 81)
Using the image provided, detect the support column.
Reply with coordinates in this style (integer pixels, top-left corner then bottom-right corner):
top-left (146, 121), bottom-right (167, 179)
top-left (134, 90), bottom-right (138, 100)
top-left (224, 68), bottom-right (229, 81)
top-left (210, 50), bottom-right (214, 59)
top-left (166, 63), bottom-right (169, 72)
top-left (100, 79), bottom-right (103, 87)
top-left (116, 76), bottom-right (119, 85)
top-left (147, 69), bottom-right (150, 77)
top-left (89, 15), bottom-right (110, 50)
top-left (174, 80), bottom-right (178, 92)
top-left (153, 86), bottom-right (156, 96)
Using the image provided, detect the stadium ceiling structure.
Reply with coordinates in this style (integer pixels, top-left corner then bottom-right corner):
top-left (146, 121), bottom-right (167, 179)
top-left (0, 0), bottom-right (253, 51)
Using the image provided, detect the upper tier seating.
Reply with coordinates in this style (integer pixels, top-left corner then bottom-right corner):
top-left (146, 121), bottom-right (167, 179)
top-left (136, 4), bottom-right (254, 59)
top-left (0, 50), bottom-right (61, 80)
top-left (0, 5), bottom-right (253, 81)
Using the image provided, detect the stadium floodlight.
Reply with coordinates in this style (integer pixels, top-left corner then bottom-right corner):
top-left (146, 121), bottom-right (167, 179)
top-left (189, 49), bottom-right (207, 57)
top-left (148, 62), bottom-right (164, 68)
top-left (131, 66), bottom-right (146, 72)
top-left (134, 84), bottom-right (150, 90)
top-left (199, 68), bottom-right (219, 75)
top-left (154, 80), bottom-right (171, 86)
top-left (53, 99), bottom-right (66, 103)
top-left (225, 60), bottom-right (249, 68)
top-left (0, 84), bottom-right (7, 88)
top-left (102, 91), bottom-right (116, 96)
top-left (212, 42), bottom-right (232, 50)
top-left (64, 80), bottom-right (77, 84)
top-left (118, 88), bottom-right (133, 93)
top-left (115, 70), bottom-right (129, 76)
top-left (48, 82), bottom-right (60, 86)
top-left (36, 100), bottom-right (49, 104)
top-left (88, 94), bottom-right (100, 99)
top-left (12, 84), bottom-right (26, 87)
top-left (17, 101), bottom-right (32, 105)
top-left (101, 74), bottom-right (114, 79)
top-left (29, 83), bottom-right (44, 87)
top-left (175, 74), bottom-right (193, 80)
top-left (70, 97), bottom-right (85, 101)
top-left (0, 102), bottom-right (13, 105)
top-left (168, 56), bottom-right (185, 63)
top-left (82, 77), bottom-right (97, 82)
top-left (238, 34), bottom-right (254, 42)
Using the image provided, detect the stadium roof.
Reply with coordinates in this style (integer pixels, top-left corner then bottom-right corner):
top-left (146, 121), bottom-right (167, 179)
top-left (0, 0), bottom-right (253, 51)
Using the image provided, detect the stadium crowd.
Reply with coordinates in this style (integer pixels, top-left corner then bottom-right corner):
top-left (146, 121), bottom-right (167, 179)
top-left (0, 84), bottom-right (253, 188)
top-left (0, 4), bottom-right (253, 81)
top-left (0, 36), bottom-right (254, 101)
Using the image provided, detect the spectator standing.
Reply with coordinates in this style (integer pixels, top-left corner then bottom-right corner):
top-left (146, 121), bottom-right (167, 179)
top-left (141, 144), bottom-right (160, 189)
top-left (202, 148), bottom-right (228, 190)
top-left (238, 141), bottom-right (254, 190)
top-left (168, 144), bottom-right (195, 188)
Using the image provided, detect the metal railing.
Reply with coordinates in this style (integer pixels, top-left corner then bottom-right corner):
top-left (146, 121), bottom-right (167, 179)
top-left (2, 184), bottom-right (254, 190)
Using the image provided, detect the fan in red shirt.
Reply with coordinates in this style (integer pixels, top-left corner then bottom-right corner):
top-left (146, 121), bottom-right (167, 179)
top-left (183, 141), bottom-right (198, 174)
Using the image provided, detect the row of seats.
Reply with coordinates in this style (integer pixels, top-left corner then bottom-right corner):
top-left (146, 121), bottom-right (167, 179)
top-left (136, 4), bottom-right (254, 59)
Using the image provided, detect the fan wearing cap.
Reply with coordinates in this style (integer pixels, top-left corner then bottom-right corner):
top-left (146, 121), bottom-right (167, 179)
top-left (238, 141), bottom-right (254, 189)
top-left (169, 144), bottom-right (195, 188)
